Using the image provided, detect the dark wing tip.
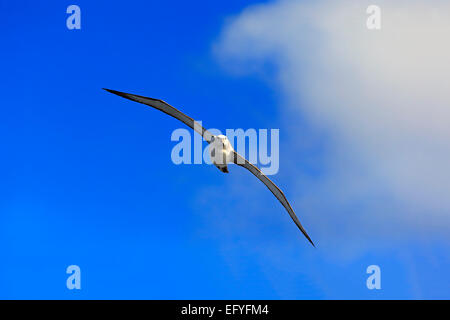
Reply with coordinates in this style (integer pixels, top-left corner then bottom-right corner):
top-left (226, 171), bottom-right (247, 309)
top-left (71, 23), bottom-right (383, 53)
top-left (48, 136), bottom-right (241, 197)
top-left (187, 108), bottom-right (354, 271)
top-left (298, 224), bottom-right (316, 247)
top-left (296, 220), bottom-right (315, 247)
top-left (103, 88), bottom-right (166, 105)
top-left (103, 88), bottom-right (127, 97)
top-left (305, 234), bottom-right (316, 248)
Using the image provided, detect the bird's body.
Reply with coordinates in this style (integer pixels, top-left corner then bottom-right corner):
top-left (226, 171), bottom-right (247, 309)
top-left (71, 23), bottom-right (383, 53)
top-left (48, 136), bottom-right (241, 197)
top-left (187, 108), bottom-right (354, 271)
top-left (210, 135), bottom-right (234, 173)
top-left (103, 88), bottom-right (315, 247)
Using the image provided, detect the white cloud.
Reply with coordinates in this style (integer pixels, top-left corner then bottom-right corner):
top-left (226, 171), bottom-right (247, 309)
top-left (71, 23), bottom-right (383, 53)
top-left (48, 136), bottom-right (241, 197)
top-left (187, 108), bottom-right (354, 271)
top-left (216, 0), bottom-right (450, 247)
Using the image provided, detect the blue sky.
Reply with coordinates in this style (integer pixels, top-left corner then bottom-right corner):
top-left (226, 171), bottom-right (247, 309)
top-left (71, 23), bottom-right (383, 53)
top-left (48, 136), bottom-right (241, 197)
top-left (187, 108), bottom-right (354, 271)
top-left (1, 1), bottom-right (449, 299)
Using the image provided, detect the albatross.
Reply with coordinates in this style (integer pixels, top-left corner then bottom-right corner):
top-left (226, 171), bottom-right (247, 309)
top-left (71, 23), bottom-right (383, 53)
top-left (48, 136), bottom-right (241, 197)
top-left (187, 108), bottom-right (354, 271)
top-left (104, 88), bottom-right (315, 247)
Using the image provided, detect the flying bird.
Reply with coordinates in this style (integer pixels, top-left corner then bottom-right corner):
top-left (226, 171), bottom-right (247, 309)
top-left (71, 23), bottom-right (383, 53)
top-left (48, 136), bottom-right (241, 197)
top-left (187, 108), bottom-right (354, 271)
top-left (104, 88), bottom-right (315, 247)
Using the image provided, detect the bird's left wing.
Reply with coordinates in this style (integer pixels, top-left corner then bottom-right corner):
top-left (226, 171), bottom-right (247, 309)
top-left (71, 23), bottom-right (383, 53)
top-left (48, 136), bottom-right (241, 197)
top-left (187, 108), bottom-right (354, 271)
top-left (233, 151), bottom-right (315, 247)
top-left (104, 88), bottom-right (214, 143)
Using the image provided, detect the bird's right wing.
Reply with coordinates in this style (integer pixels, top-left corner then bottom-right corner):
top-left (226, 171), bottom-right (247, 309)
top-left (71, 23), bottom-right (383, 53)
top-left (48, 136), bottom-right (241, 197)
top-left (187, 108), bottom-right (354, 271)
top-left (233, 151), bottom-right (315, 247)
top-left (104, 88), bottom-right (215, 143)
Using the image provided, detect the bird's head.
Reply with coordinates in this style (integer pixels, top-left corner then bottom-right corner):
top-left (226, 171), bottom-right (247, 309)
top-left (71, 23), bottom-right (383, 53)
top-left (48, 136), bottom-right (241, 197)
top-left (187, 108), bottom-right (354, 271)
top-left (214, 135), bottom-right (232, 148)
top-left (210, 135), bottom-right (233, 153)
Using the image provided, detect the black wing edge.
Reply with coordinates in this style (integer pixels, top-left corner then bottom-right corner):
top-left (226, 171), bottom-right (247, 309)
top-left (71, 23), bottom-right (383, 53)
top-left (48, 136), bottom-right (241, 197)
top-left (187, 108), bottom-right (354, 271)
top-left (103, 88), bottom-right (164, 104)
top-left (102, 88), bottom-right (214, 143)
top-left (233, 152), bottom-right (316, 247)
